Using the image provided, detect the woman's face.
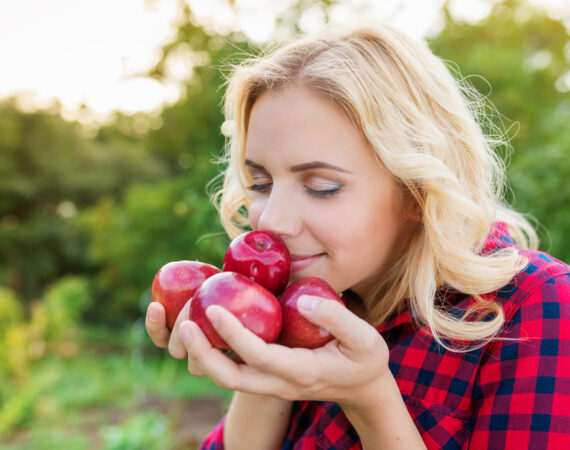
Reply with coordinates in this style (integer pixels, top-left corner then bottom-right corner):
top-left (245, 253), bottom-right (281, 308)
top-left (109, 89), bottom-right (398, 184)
top-left (245, 85), bottom-right (414, 298)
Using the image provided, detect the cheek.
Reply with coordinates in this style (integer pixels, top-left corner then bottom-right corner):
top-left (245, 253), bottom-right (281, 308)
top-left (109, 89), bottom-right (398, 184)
top-left (330, 196), bottom-right (400, 257)
top-left (310, 200), bottom-right (362, 247)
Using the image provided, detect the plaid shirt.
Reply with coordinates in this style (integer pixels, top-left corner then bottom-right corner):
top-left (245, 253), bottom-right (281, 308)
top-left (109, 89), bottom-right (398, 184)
top-left (200, 223), bottom-right (570, 449)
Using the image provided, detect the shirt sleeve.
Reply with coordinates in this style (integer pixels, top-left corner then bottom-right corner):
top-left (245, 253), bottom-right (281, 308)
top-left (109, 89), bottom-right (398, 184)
top-left (199, 415), bottom-right (226, 450)
top-left (468, 273), bottom-right (570, 448)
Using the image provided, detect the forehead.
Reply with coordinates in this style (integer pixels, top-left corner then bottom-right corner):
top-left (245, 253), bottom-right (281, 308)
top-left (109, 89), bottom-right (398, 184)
top-left (245, 85), bottom-right (372, 166)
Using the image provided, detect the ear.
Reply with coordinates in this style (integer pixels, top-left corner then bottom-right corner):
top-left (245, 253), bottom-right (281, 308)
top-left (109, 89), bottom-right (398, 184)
top-left (405, 200), bottom-right (422, 222)
top-left (399, 184), bottom-right (422, 222)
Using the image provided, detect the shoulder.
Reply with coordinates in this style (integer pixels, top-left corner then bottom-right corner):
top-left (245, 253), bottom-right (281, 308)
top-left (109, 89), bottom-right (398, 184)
top-left (479, 222), bottom-right (570, 317)
top-left (519, 249), bottom-right (570, 285)
top-left (471, 247), bottom-right (570, 362)
top-left (496, 249), bottom-right (570, 327)
top-left (469, 251), bottom-right (570, 447)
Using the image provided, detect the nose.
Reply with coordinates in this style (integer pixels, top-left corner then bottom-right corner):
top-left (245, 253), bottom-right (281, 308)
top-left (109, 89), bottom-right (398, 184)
top-left (255, 185), bottom-right (302, 238)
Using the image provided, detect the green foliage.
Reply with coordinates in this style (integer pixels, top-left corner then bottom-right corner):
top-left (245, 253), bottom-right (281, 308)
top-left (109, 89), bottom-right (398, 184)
top-left (0, 103), bottom-right (167, 304)
top-left (0, 287), bottom-right (23, 335)
top-left (100, 412), bottom-right (175, 450)
top-left (0, 365), bottom-right (59, 440)
top-left (26, 429), bottom-right (88, 450)
top-left (42, 276), bottom-right (93, 341)
top-left (0, 277), bottom-right (91, 383)
top-left (0, 332), bottom-right (231, 447)
top-left (79, 176), bottom-right (228, 322)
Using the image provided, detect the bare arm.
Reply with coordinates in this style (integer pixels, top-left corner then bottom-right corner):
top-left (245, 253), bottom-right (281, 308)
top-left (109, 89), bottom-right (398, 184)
top-left (224, 392), bottom-right (292, 450)
top-left (341, 372), bottom-right (425, 450)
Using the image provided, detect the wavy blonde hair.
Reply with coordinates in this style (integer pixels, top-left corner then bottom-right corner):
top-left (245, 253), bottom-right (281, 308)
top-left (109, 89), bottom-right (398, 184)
top-left (213, 25), bottom-right (538, 349)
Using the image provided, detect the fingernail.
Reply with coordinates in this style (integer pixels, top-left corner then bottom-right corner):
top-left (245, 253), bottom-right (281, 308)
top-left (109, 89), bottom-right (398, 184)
top-left (298, 295), bottom-right (319, 312)
top-left (148, 305), bottom-right (159, 322)
top-left (206, 307), bottom-right (221, 328)
top-left (179, 324), bottom-right (192, 345)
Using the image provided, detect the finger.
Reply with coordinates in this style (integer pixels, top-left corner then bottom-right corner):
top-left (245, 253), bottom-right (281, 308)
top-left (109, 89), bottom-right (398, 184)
top-left (179, 320), bottom-right (244, 388)
top-left (178, 320), bottom-right (208, 377)
top-left (145, 302), bottom-right (170, 348)
top-left (204, 306), bottom-right (308, 381)
top-left (188, 360), bottom-right (206, 377)
top-left (180, 318), bottom-right (295, 396)
top-left (168, 299), bottom-right (192, 359)
top-left (297, 295), bottom-right (380, 352)
top-left (204, 305), bottom-right (273, 365)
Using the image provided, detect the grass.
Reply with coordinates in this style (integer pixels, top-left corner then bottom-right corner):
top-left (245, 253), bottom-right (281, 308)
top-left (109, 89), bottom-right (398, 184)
top-left (0, 321), bottom-right (232, 450)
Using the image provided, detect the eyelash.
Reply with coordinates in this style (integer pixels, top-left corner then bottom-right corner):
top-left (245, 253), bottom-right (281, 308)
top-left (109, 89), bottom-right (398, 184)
top-left (246, 183), bottom-right (341, 199)
top-left (246, 183), bottom-right (271, 192)
top-left (306, 186), bottom-right (341, 199)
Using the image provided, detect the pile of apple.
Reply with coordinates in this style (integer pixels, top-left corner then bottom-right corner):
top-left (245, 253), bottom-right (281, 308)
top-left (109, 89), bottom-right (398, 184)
top-left (151, 231), bottom-right (344, 351)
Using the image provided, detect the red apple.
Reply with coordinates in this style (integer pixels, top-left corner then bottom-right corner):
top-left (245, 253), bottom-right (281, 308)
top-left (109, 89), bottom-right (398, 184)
top-left (223, 231), bottom-right (291, 296)
top-left (278, 277), bottom-right (345, 349)
top-left (152, 261), bottom-right (220, 330)
top-left (189, 271), bottom-right (283, 350)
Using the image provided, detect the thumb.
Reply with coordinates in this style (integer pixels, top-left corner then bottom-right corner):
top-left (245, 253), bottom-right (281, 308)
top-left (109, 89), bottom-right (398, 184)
top-left (297, 295), bottom-right (378, 350)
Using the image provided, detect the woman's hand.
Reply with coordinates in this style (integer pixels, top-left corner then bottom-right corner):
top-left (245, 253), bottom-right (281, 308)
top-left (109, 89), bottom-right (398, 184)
top-left (147, 296), bottom-right (424, 448)
top-left (177, 294), bottom-right (392, 410)
top-left (145, 300), bottom-right (198, 363)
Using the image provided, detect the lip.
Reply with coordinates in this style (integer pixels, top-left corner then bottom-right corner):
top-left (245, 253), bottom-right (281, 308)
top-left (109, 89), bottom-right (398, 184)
top-left (290, 253), bottom-right (325, 272)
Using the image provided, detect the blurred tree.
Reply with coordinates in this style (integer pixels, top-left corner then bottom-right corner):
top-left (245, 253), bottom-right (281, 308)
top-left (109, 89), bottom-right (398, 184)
top-left (0, 102), bottom-right (166, 303)
top-left (80, 176), bottom-right (228, 321)
top-left (429, 0), bottom-right (570, 259)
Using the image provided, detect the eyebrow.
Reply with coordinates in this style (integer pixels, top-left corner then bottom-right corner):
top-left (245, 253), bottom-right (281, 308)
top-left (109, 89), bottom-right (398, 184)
top-left (245, 159), bottom-right (351, 174)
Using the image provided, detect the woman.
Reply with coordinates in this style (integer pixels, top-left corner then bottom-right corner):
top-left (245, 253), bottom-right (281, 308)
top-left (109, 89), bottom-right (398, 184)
top-left (145, 25), bottom-right (570, 449)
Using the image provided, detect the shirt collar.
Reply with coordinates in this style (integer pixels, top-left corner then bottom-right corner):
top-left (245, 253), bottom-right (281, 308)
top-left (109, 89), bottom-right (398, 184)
top-left (375, 305), bottom-right (414, 334)
top-left (480, 221), bottom-right (516, 254)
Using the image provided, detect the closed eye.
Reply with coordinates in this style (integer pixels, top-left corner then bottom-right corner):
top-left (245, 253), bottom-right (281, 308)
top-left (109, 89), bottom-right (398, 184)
top-left (305, 186), bottom-right (341, 199)
top-left (247, 183), bottom-right (342, 199)
top-left (247, 183), bottom-right (272, 192)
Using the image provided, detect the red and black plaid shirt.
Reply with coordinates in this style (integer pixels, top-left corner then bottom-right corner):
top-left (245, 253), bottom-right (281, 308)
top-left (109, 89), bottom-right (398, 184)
top-left (200, 223), bottom-right (570, 449)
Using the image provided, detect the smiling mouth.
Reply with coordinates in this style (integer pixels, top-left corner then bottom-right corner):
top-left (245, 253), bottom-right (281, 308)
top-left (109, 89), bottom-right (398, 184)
top-left (290, 253), bottom-right (326, 272)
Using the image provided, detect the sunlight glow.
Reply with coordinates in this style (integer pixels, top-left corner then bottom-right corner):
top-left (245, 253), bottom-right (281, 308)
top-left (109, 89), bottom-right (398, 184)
top-left (0, 0), bottom-right (568, 124)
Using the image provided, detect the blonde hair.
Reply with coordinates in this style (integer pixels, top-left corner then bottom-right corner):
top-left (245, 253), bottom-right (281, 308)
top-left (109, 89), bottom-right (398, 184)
top-left (213, 25), bottom-right (538, 349)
